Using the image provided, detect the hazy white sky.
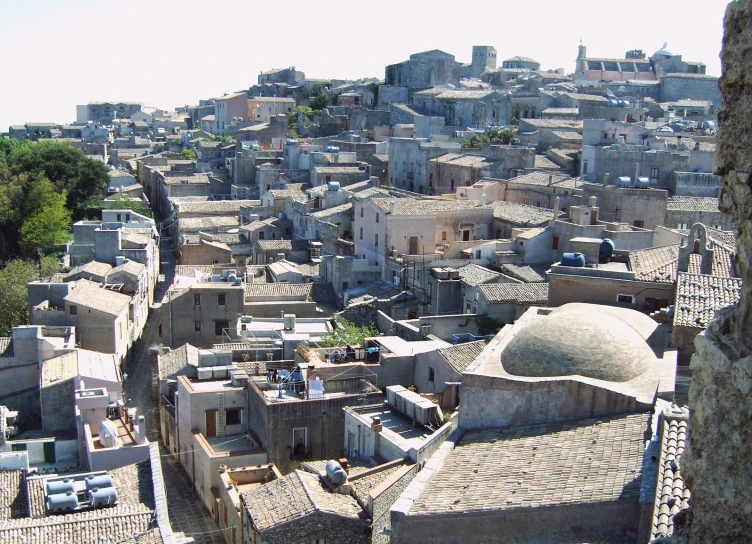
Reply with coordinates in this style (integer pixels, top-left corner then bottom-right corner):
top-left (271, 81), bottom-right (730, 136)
top-left (0, 0), bottom-right (729, 129)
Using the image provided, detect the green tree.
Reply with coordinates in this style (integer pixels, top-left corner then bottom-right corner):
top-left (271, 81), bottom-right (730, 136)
top-left (0, 257), bottom-right (61, 336)
top-left (0, 138), bottom-right (31, 164)
top-left (19, 178), bottom-right (71, 256)
top-left (9, 140), bottom-right (109, 217)
top-left (180, 148), bottom-right (197, 161)
top-left (320, 318), bottom-right (379, 348)
top-left (309, 92), bottom-right (330, 111)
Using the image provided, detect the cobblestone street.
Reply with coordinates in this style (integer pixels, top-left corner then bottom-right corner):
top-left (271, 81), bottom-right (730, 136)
top-left (123, 238), bottom-right (226, 544)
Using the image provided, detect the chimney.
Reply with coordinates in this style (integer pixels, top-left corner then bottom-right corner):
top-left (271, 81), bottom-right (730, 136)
top-left (548, 175), bottom-right (553, 186)
top-left (480, 193), bottom-right (487, 205)
top-left (550, 197), bottom-right (560, 226)
top-left (137, 415), bottom-right (146, 444)
top-left (589, 196), bottom-right (597, 208)
top-left (389, 200), bottom-right (396, 214)
top-left (371, 416), bottom-right (383, 433)
top-left (603, 173), bottom-right (610, 186)
top-left (634, 162), bottom-right (640, 184)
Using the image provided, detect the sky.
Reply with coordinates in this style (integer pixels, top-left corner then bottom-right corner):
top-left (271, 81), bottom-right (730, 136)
top-left (0, 0), bottom-right (729, 130)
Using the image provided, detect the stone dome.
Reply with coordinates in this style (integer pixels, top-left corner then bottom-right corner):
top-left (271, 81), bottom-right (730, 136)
top-left (654, 42), bottom-right (673, 57)
top-left (500, 304), bottom-right (655, 382)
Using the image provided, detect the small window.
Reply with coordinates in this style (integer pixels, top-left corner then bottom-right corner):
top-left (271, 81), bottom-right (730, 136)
top-left (69, 305), bottom-right (77, 315)
top-left (359, 227), bottom-right (363, 240)
top-left (215, 319), bottom-right (230, 336)
top-left (475, 250), bottom-right (481, 259)
top-left (195, 321), bottom-right (201, 332)
top-left (677, 223), bottom-right (688, 230)
top-left (218, 293), bottom-right (226, 306)
top-left (194, 294), bottom-right (201, 306)
top-left (226, 409), bottom-right (241, 426)
top-left (360, 207), bottom-right (363, 217)
top-left (342, 281), bottom-right (349, 290)
top-left (633, 220), bottom-right (645, 228)
top-left (374, 233), bottom-right (378, 247)
top-left (650, 167), bottom-right (659, 179)
top-left (376, 213), bottom-right (380, 223)
top-left (428, 367), bottom-right (435, 382)
top-left (441, 231), bottom-right (447, 241)
top-left (617, 294), bottom-right (635, 304)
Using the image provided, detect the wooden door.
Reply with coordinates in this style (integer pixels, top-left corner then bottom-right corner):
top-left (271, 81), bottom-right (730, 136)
top-left (206, 410), bottom-right (217, 438)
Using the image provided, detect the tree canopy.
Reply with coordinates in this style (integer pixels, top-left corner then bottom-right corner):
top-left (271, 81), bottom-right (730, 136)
top-left (0, 257), bottom-right (61, 336)
top-left (320, 318), bottom-right (379, 348)
top-left (459, 127), bottom-right (517, 149)
top-left (0, 139), bottom-right (107, 261)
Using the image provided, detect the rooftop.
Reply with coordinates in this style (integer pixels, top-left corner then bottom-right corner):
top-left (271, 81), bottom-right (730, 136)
top-left (666, 196), bottom-right (720, 212)
top-left (438, 340), bottom-right (487, 374)
top-left (456, 263), bottom-right (501, 287)
top-left (492, 200), bottom-right (555, 226)
top-left (414, 412), bottom-right (649, 515)
top-left (498, 263), bottom-right (550, 283)
top-left (64, 279), bottom-right (131, 317)
top-left (371, 197), bottom-right (488, 216)
top-left (478, 282), bottom-right (550, 305)
top-left (243, 470), bottom-right (363, 532)
top-left (673, 273), bottom-right (742, 329)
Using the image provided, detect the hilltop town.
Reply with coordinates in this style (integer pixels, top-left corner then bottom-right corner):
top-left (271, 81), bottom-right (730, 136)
top-left (0, 41), bottom-right (737, 544)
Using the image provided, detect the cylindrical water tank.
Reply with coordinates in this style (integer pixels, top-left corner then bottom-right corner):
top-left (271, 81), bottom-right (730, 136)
top-left (326, 460), bottom-right (347, 486)
top-left (46, 478), bottom-right (75, 495)
top-left (600, 239), bottom-right (615, 260)
top-left (89, 487), bottom-right (119, 507)
top-left (561, 252), bottom-right (586, 267)
top-left (47, 491), bottom-right (78, 513)
top-left (85, 474), bottom-right (114, 490)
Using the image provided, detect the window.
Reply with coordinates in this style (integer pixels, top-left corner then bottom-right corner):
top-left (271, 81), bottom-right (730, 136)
top-left (427, 283), bottom-right (432, 305)
top-left (311, 539), bottom-right (327, 544)
top-left (342, 281), bottom-right (349, 290)
top-left (293, 427), bottom-right (308, 452)
top-left (428, 367), bottom-right (435, 382)
top-left (617, 294), bottom-right (636, 304)
top-left (650, 167), bottom-right (659, 179)
top-left (69, 305), bottom-right (77, 315)
top-left (359, 227), bottom-right (363, 240)
top-left (552, 235), bottom-right (559, 250)
top-left (195, 321), bottom-right (201, 332)
top-left (259, 231), bottom-right (265, 240)
top-left (677, 223), bottom-right (688, 230)
top-left (475, 250), bottom-right (481, 259)
top-left (226, 409), bottom-right (241, 426)
top-left (360, 207), bottom-right (363, 217)
top-left (376, 213), bottom-right (380, 223)
top-left (714, 224), bottom-right (724, 230)
top-left (217, 293), bottom-right (226, 306)
top-left (215, 319), bottom-right (230, 336)
top-left (374, 233), bottom-right (378, 247)
top-left (633, 220), bottom-right (645, 228)
top-left (194, 294), bottom-right (201, 306)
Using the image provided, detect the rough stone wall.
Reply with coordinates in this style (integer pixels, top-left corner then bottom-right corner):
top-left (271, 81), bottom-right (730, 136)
top-left (678, 2), bottom-right (752, 542)
top-left (659, 75), bottom-right (722, 106)
top-left (371, 464), bottom-right (420, 544)
top-left (261, 511), bottom-right (370, 544)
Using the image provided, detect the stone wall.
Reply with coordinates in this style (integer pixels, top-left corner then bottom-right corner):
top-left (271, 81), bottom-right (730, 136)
top-left (261, 510), bottom-right (370, 544)
top-left (371, 463), bottom-right (420, 544)
top-left (670, 172), bottom-right (722, 197)
top-left (660, 75), bottom-right (722, 106)
top-left (679, 2), bottom-right (752, 542)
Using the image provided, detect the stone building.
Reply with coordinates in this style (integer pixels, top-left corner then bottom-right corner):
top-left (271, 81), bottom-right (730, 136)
top-left (387, 137), bottom-right (461, 192)
top-left (426, 153), bottom-right (505, 195)
top-left (385, 50), bottom-right (461, 91)
top-left (257, 66), bottom-right (305, 86)
top-left (665, 196), bottom-right (735, 231)
top-left (390, 302), bottom-right (677, 543)
top-left (501, 55), bottom-right (540, 70)
top-left (468, 45), bottom-right (497, 78)
top-left (412, 89), bottom-right (512, 129)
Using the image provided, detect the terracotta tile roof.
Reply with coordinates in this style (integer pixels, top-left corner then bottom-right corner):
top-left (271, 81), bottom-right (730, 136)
top-left (178, 216), bottom-right (239, 230)
top-left (492, 200), bottom-right (555, 226)
top-left (416, 413), bottom-right (650, 515)
top-left (64, 279), bottom-right (131, 316)
top-left (499, 263), bottom-right (550, 283)
top-left (349, 464), bottom-right (404, 506)
top-left (666, 197), bottom-right (719, 212)
top-left (457, 264), bottom-right (501, 287)
top-left (313, 166), bottom-right (366, 175)
top-left (651, 406), bottom-right (690, 540)
top-left (310, 202), bottom-right (352, 218)
top-left (176, 200), bottom-right (258, 215)
top-left (309, 283), bottom-right (337, 305)
top-left (478, 282), bottom-right (549, 305)
top-left (244, 283), bottom-right (312, 299)
top-left (438, 340), bottom-right (487, 374)
top-left (158, 344), bottom-right (200, 379)
top-left (673, 273), bottom-right (742, 329)
top-left (0, 470), bottom-right (26, 520)
top-left (629, 245), bottom-right (680, 283)
top-left (162, 174), bottom-right (210, 185)
top-left (533, 155), bottom-right (560, 169)
top-left (687, 244), bottom-right (736, 278)
top-left (255, 239), bottom-right (293, 252)
top-left (430, 154), bottom-right (495, 168)
top-left (507, 171), bottom-right (570, 186)
top-left (243, 470), bottom-right (363, 532)
top-left (371, 197), bottom-right (488, 216)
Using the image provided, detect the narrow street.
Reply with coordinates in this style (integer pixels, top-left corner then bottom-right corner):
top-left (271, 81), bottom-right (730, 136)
top-left (123, 237), bottom-right (226, 544)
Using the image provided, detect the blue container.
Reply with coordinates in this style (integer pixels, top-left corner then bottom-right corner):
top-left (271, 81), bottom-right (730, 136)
top-left (46, 478), bottom-right (75, 495)
top-left (561, 252), bottom-right (585, 267)
top-left (600, 239), bottom-right (615, 260)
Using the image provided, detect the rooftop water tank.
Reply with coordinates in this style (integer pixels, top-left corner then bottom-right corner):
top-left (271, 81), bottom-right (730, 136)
top-left (600, 239), bottom-right (615, 261)
top-left (85, 474), bottom-right (114, 490)
top-left (46, 479), bottom-right (75, 496)
top-left (327, 181), bottom-right (340, 192)
top-left (326, 146), bottom-right (340, 153)
top-left (47, 491), bottom-right (78, 513)
top-left (326, 460), bottom-right (348, 486)
top-left (561, 252), bottom-right (586, 267)
top-left (635, 176), bottom-right (650, 189)
top-left (89, 487), bottom-right (119, 508)
top-left (616, 176), bottom-right (631, 188)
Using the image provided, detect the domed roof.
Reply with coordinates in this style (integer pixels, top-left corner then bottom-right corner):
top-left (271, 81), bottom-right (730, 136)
top-left (654, 42), bottom-right (673, 57)
top-left (500, 304), bottom-right (655, 382)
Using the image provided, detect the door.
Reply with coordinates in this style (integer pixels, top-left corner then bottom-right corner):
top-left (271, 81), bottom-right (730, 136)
top-left (408, 236), bottom-right (418, 255)
top-left (348, 432), bottom-right (356, 458)
top-left (462, 230), bottom-right (470, 241)
top-left (43, 441), bottom-right (56, 464)
top-left (206, 410), bottom-right (217, 438)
